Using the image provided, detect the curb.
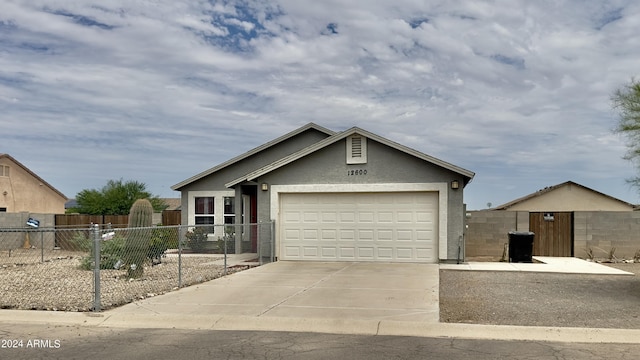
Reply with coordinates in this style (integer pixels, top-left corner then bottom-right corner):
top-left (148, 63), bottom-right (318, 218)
top-left (3, 310), bottom-right (640, 344)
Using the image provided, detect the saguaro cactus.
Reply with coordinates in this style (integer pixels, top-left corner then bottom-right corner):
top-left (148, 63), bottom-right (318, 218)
top-left (125, 198), bottom-right (153, 278)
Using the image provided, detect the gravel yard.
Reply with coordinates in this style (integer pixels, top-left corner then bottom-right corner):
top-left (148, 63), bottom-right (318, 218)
top-left (440, 262), bottom-right (640, 329)
top-left (0, 249), bottom-right (250, 312)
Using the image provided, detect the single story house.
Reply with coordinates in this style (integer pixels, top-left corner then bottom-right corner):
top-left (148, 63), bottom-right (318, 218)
top-left (493, 181), bottom-right (635, 212)
top-left (466, 181), bottom-right (636, 258)
top-left (172, 123), bottom-right (474, 263)
top-left (0, 154), bottom-right (68, 214)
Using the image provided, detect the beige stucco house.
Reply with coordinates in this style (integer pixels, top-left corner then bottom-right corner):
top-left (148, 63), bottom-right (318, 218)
top-left (493, 181), bottom-right (635, 212)
top-left (466, 181), bottom-right (636, 259)
top-left (0, 154), bottom-right (68, 214)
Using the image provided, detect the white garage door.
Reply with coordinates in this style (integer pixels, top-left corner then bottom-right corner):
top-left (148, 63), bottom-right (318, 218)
top-left (280, 192), bottom-right (438, 262)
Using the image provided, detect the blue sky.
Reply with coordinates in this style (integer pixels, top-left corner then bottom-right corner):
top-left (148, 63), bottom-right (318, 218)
top-left (2, 0), bottom-right (639, 210)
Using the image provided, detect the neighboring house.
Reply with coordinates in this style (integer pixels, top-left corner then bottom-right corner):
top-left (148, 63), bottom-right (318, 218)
top-left (493, 181), bottom-right (635, 212)
top-left (0, 154), bottom-right (68, 214)
top-left (466, 181), bottom-right (635, 258)
top-left (160, 198), bottom-right (181, 211)
top-left (172, 123), bottom-right (474, 263)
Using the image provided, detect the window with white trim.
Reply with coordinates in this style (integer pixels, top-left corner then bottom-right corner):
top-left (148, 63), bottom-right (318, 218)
top-left (223, 197), bottom-right (235, 226)
top-left (347, 135), bottom-right (367, 164)
top-left (194, 196), bottom-right (214, 225)
top-left (0, 165), bottom-right (9, 177)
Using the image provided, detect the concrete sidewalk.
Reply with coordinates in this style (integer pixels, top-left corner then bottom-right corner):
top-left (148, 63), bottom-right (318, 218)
top-left (440, 256), bottom-right (634, 275)
top-left (2, 259), bottom-right (640, 344)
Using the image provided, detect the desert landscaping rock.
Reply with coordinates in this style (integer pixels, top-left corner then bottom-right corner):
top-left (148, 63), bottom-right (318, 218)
top-left (0, 250), bottom-right (247, 311)
top-left (440, 262), bottom-right (640, 329)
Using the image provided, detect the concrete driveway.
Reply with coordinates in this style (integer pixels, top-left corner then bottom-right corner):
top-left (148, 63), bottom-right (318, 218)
top-left (105, 261), bottom-right (439, 329)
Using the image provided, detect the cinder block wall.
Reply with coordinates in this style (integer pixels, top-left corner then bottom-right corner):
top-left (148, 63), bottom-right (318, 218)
top-left (465, 211), bottom-right (528, 258)
top-left (576, 211), bottom-right (640, 260)
top-left (0, 212), bottom-right (56, 250)
top-left (466, 210), bottom-right (640, 260)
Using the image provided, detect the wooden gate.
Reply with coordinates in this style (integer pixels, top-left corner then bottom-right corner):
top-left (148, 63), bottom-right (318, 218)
top-left (529, 212), bottom-right (573, 257)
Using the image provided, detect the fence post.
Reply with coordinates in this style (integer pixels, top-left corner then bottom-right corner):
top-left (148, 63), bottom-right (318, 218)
top-left (178, 226), bottom-right (183, 288)
top-left (257, 222), bottom-right (262, 266)
top-left (40, 231), bottom-right (44, 263)
top-left (92, 224), bottom-right (101, 312)
top-left (223, 226), bottom-right (228, 276)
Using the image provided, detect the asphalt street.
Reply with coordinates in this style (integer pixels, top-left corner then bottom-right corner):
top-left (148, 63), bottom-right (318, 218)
top-left (1, 324), bottom-right (639, 360)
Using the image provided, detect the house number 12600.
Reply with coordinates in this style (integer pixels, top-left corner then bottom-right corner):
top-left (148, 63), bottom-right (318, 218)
top-left (347, 169), bottom-right (367, 176)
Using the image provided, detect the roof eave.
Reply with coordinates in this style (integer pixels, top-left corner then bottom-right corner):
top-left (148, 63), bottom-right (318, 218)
top-left (226, 127), bottom-right (475, 188)
top-left (171, 123), bottom-right (335, 190)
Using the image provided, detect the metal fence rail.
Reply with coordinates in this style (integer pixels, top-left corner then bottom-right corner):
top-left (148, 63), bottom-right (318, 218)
top-left (0, 223), bottom-right (274, 312)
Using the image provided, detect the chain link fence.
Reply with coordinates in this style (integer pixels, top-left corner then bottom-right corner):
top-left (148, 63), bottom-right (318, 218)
top-left (0, 223), bottom-right (274, 312)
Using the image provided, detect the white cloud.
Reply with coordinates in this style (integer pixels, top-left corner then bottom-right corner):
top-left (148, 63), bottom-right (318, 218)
top-left (1, 0), bottom-right (640, 209)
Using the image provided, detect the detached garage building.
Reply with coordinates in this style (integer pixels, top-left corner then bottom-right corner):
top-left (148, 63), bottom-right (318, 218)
top-left (172, 123), bottom-right (474, 263)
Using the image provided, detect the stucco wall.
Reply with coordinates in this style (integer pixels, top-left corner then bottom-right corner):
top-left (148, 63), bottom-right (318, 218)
top-left (0, 158), bottom-right (66, 214)
top-left (504, 185), bottom-right (633, 212)
top-left (256, 139), bottom-right (467, 261)
top-left (178, 128), bottom-right (331, 224)
top-left (466, 210), bottom-right (640, 260)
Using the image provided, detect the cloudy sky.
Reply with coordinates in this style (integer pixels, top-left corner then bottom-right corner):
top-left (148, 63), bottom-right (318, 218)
top-left (2, 0), bottom-right (639, 210)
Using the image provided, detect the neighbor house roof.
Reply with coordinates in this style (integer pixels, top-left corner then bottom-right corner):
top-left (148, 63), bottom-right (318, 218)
top-left (171, 123), bottom-right (335, 190)
top-left (0, 154), bottom-right (68, 200)
top-left (161, 198), bottom-right (181, 210)
top-left (226, 126), bottom-right (475, 188)
top-left (493, 181), bottom-right (634, 210)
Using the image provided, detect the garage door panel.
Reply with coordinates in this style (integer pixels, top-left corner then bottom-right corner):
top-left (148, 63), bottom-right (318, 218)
top-left (396, 229), bottom-right (413, 241)
top-left (321, 229), bottom-right (337, 240)
top-left (397, 212), bottom-right (413, 223)
top-left (321, 247), bottom-right (336, 258)
top-left (303, 229), bottom-right (318, 241)
top-left (358, 229), bottom-right (374, 240)
top-left (378, 212), bottom-right (394, 223)
top-left (303, 212), bottom-right (318, 222)
top-left (377, 247), bottom-right (393, 259)
top-left (321, 212), bottom-right (337, 222)
top-left (378, 230), bottom-right (393, 241)
top-left (396, 248), bottom-right (414, 259)
top-left (280, 192), bottom-right (438, 263)
top-left (340, 247), bottom-right (355, 258)
top-left (358, 212), bottom-right (375, 222)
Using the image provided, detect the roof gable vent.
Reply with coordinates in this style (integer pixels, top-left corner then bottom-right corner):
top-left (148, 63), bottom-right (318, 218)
top-left (347, 135), bottom-right (367, 164)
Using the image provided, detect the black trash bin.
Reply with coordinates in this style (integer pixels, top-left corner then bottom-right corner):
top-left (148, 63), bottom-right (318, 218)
top-left (508, 231), bottom-right (534, 263)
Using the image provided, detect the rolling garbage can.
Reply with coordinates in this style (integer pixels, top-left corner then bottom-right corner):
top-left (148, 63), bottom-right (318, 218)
top-left (508, 231), bottom-right (534, 263)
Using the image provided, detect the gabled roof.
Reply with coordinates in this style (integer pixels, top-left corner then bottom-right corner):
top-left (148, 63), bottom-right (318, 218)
top-left (493, 181), bottom-right (634, 210)
top-left (226, 126), bottom-right (475, 188)
top-left (0, 154), bottom-right (68, 200)
top-left (171, 123), bottom-right (335, 190)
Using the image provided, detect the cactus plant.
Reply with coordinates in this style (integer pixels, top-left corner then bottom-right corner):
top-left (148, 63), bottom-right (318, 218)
top-left (125, 198), bottom-right (153, 278)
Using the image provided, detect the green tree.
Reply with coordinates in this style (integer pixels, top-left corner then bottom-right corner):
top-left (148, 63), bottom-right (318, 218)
top-left (612, 78), bottom-right (640, 189)
top-left (69, 179), bottom-right (166, 215)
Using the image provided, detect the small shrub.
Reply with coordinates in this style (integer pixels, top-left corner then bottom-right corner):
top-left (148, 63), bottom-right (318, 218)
top-left (185, 227), bottom-right (209, 252)
top-left (70, 232), bottom-right (91, 252)
top-left (79, 236), bottom-right (126, 270)
top-left (585, 247), bottom-right (594, 261)
top-left (148, 227), bottom-right (178, 263)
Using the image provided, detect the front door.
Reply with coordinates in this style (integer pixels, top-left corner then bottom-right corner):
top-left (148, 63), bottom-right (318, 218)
top-left (242, 193), bottom-right (258, 252)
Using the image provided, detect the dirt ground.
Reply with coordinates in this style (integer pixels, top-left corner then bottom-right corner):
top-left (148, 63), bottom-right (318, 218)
top-left (439, 262), bottom-right (640, 329)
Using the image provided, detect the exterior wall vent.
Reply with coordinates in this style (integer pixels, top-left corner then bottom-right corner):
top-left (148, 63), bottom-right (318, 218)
top-left (347, 135), bottom-right (367, 164)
